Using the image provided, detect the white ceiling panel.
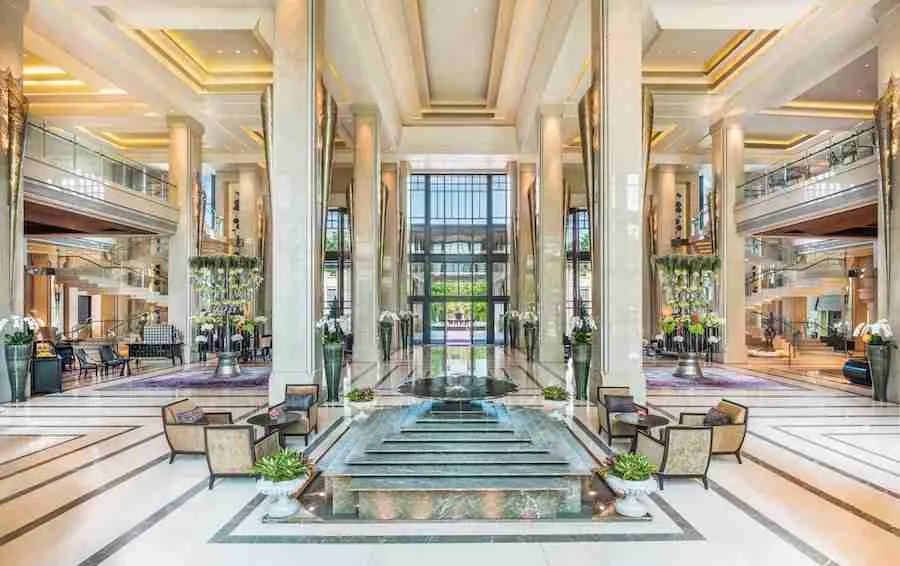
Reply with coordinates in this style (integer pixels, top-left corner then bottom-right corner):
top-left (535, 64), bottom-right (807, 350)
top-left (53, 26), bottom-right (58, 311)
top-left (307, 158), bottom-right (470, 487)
top-left (648, 0), bottom-right (820, 30)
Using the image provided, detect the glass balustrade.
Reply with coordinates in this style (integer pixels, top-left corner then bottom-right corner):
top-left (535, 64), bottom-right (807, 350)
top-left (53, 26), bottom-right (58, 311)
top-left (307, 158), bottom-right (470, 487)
top-left (24, 121), bottom-right (172, 201)
top-left (739, 125), bottom-right (877, 203)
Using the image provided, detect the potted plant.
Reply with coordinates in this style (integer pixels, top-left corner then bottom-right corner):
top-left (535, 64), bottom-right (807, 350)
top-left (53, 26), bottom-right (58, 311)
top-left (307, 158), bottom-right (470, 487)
top-left (505, 310), bottom-right (521, 349)
top-left (602, 452), bottom-right (658, 518)
top-left (568, 303), bottom-right (596, 400)
top-left (346, 387), bottom-right (376, 421)
top-left (252, 449), bottom-right (310, 519)
top-left (398, 310), bottom-right (415, 350)
top-left (377, 311), bottom-right (399, 362)
top-left (522, 311), bottom-right (539, 361)
top-left (316, 298), bottom-right (347, 402)
top-left (542, 385), bottom-right (569, 420)
top-left (0, 315), bottom-right (40, 402)
top-left (855, 320), bottom-right (895, 401)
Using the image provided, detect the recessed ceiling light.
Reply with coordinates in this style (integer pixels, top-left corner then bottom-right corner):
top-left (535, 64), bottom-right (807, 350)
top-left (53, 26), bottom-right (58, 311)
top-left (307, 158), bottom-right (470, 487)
top-left (216, 49), bottom-right (224, 54)
top-left (252, 49), bottom-right (259, 55)
top-left (235, 50), bottom-right (241, 55)
top-left (864, 63), bottom-right (871, 69)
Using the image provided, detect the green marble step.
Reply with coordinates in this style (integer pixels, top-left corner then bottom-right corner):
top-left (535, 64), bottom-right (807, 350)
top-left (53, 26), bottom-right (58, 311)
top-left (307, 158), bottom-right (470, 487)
top-left (400, 424), bottom-right (515, 433)
top-left (365, 443), bottom-right (550, 454)
top-left (347, 452), bottom-right (568, 465)
top-left (382, 433), bottom-right (531, 443)
top-left (415, 417), bottom-right (500, 424)
top-left (349, 476), bottom-right (571, 492)
top-left (340, 463), bottom-right (578, 477)
top-left (428, 410), bottom-right (488, 416)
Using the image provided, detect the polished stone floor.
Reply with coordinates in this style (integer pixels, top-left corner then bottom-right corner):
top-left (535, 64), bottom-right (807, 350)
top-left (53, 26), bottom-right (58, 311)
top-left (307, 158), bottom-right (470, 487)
top-left (1, 346), bottom-right (898, 565)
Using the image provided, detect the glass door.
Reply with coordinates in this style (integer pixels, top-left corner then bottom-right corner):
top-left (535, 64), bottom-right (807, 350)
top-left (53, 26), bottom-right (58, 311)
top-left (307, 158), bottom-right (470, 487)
top-left (429, 302), bottom-right (446, 344)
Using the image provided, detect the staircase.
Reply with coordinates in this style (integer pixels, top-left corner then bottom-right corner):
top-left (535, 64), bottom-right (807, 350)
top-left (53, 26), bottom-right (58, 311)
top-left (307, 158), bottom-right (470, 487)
top-left (54, 270), bottom-right (166, 304)
top-left (321, 402), bottom-right (594, 520)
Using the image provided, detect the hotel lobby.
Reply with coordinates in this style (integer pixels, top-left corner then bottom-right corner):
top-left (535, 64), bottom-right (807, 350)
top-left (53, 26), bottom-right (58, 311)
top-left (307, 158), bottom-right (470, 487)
top-left (1, 1), bottom-right (900, 565)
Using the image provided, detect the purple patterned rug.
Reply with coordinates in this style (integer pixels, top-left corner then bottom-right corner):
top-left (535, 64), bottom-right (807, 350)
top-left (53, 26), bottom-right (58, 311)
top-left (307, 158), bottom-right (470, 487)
top-left (645, 366), bottom-right (794, 390)
top-left (104, 366), bottom-right (269, 390)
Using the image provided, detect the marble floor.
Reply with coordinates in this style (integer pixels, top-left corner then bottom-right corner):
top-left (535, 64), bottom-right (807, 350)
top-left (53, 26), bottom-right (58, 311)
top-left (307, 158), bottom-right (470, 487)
top-left (1, 347), bottom-right (898, 565)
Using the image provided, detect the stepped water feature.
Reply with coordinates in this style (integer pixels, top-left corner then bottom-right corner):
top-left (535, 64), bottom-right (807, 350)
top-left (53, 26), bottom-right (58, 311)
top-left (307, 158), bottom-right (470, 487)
top-left (319, 400), bottom-right (595, 520)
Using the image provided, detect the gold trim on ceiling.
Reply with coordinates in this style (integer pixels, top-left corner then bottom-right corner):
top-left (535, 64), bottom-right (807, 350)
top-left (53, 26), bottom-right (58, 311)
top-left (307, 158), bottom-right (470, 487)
top-left (76, 127), bottom-right (169, 150)
top-left (744, 133), bottom-right (814, 150)
top-left (759, 100), bottom-right (875, 120)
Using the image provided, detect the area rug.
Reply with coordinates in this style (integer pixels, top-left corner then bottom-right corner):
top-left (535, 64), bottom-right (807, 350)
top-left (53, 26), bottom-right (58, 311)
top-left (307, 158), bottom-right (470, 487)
top-left (103, 366), bottom-right (269, 390)
top-left (644, 366), bottom-right (795, 390)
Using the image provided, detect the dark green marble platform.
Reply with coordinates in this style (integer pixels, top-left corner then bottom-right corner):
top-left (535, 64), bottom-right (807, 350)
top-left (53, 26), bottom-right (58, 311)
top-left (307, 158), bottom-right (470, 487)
top-left (319, 401), bottom-right (595, 520)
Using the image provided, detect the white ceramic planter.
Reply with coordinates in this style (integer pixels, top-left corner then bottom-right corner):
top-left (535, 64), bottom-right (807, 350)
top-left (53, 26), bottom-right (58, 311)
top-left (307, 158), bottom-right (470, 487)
top-left (542, 399), bottom-right (568, 421)
top-left (348, 400), bottom-right (374, 421)
top-left (257, 477), bottom-right (305, 518)
top-left (604, 475), bottom-right (656, 518)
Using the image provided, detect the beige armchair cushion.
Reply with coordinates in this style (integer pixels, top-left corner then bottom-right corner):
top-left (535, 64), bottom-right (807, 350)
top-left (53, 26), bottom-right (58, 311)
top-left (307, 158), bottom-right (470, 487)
top-left (662, 427), bottom-right (712, 475)
top-left (716, 400), bottom-right (747, 425)
top-left (282, 385), bottom-right (320, 435)
top-left (711, 424), bottom-right (746, 453)
top-left (206, 426), bottom-right (255, 474)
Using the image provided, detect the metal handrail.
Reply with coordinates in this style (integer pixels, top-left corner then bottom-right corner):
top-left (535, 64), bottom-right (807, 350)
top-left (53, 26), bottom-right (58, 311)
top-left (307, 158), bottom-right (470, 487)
top-left (57, 255), bottom-right (167, 293)
top-left (60, 310), bottom-right (160, 342)
top-left (744, 257), bottom-right (846, 284)
top-left (738, 125), bottom-right (877, 203)
top-left (25, 121), bottom-right (172, 201)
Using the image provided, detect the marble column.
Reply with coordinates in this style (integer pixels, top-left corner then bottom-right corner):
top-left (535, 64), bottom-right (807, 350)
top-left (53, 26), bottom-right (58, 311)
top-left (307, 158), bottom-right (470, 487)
top-left (352, 108), bottom-right (381, 362)
top-left (654, 165), bottom-right (677, 256)
top-left (538, 108), bottom-right (566, 363)
top-left (397, 161), bottom-right (410, 310)
top-left (380, 162), bottom-right (399, 312)
top-left (517, 163), bottom-right (537, 313)
top-left (0, 0), bottom-right (28, 402)
top-left (711, 119), bottom-right (748, 364)
top-left (589, 0), bottom-right (645, 402)
top-left (876, 1), bottom-right (900, 401)
top-left (166, 116), bottom-right (203, 360)
top-left (269, 0), bottom-right (318, 402)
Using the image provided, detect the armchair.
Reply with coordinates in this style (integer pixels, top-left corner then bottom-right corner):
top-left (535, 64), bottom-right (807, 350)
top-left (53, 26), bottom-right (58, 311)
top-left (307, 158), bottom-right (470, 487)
top-left (635, 426), bottom-right (713, 490)
top-left (679, 399), bottom-right (748, 463)
top-left (75, 348), bottom-right (99, 378)
top-left (271, 384), bottom-right (320, 445)
top-left (161, 399), bottom-right (233, 462)
top-left (596, 386), bottom-right (638, 443)
top-left (204, 425), bottom-right (281, 489)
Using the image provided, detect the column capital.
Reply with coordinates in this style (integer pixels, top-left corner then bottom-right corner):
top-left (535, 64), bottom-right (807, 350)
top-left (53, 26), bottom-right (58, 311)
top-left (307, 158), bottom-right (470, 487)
top-left (166, 115), bottom-right (205, 135)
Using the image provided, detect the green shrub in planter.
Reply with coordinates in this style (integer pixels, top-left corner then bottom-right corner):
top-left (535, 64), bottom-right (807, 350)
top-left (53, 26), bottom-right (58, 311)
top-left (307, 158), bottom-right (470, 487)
top-left (346, 387), bottom-right (375, 402)
top-left (251, 449), bottom-right (309, 482)
top-left (542, 386), bottom-right (569, 401)
top-left (605, 452), bottom-right (657, 482)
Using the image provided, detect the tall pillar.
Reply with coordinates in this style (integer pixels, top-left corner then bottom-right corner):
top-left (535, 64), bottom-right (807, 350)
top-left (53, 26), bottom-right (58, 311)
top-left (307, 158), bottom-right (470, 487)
top-left (589, 0), bottom-right (646, 401)
top-left (876, 1), bottom-right (900, 401)
top-left (0, 0), bottom-right (28, 402)
top-left (711, 120), bottom-right (748, 364)
top-left (351, 108), bottom-right (381, 362)
top-left (655, 165), bottom-right (677, 256)
top-left (270, 0), bottom-right (318, 402)
top-left (537, 108), bottom-right (566, 363)
top-left (517, 163), bottom-right (537, 313)
top-left (380, 162), bottom-right (399, 312)
top-left (397, 161), bottom-right (410, 310)
top-left (166, 116), bottom-right (203, 358)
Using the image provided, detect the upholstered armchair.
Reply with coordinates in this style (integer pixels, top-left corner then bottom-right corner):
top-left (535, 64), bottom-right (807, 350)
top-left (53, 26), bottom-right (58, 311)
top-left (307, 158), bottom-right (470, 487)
top-left (271, 384), bottom-right (320, 444)
top-left (596, 386), bottom-right (639, 443)
top-left (204, 425), bottom-right (281, 489)
top-left (678, 399), bottom-right (749, 463)
top-left (161, 399), bottom-right (233, 462)
top-left (635, 426), bottom-right (713, 490)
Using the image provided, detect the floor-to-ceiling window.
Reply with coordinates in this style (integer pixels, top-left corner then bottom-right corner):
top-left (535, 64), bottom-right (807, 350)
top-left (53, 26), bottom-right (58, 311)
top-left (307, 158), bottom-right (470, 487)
top-left (565, 208), bottom-right (592, 320)
top-left (323, 208), bottom-right (352, 326)
top-left (408, 173), bottom-right (510, 344)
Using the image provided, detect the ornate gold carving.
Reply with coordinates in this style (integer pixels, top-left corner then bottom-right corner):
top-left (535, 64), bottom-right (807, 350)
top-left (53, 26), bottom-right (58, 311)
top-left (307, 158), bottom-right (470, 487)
top-left (1, 68), bottom-right (28, 309)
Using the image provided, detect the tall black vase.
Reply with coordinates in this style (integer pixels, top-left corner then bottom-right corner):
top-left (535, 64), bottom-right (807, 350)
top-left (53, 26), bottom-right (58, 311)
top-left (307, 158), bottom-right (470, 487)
top-left (867, 344), bottom-right (891, 402)
top-left (379, 323), bottom-right (393, 362)
top-left (524, 325), bottom-right (538, 361)
top-left (323, 341), bottom-right (343, 402)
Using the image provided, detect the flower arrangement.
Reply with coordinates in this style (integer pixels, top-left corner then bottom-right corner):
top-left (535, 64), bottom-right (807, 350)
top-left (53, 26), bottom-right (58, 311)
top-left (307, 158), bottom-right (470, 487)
top-left (0, 315), bottom-right (40, 345)
top-left (378, 311), bottom-right (399, 325)
top-left (398, 310), bottom-right (416, 320)
top-left (195, 335), bottom-right (208, 343)
top-left (568, 303), bottom-right (597, 345)
top-left (522, 311), bottom-right (539, 327)
top-left (316, 299), bottom-right (347, 344)
top-left (655, 254), bottom-right (721, 355)
top-left (346, 387), bottom-right (375, 402)
top-left (854, 320), bottom-right (895, 346)
top-left (505, 310), bottom-right (521, 321)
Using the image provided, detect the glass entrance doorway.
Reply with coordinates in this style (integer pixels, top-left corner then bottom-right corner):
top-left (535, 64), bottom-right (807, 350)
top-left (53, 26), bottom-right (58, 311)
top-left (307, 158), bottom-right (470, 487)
top-left (407, 174), bottom-right (510, 345)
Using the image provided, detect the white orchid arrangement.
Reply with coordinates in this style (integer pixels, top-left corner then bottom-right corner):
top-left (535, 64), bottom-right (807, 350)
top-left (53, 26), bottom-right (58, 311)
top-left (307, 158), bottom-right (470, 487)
top-left (505, 310), bottom-right (522, 322)
top-left (0, 315), bottom-right (41, 345)
top-left (522, 311), bottom-right (539, 327)
top-left (200, 322), bottom-right (215, 332)
top-left (708, 335), bottom-right (720, 344)
top-left (315, 316), bottom-right (347, 344)
top-left (398, 310), bottom-right (416, 321)
top-left (854, 319), bottom-right (895, 346)
top-left (378, 311), bottom-right (400, 325)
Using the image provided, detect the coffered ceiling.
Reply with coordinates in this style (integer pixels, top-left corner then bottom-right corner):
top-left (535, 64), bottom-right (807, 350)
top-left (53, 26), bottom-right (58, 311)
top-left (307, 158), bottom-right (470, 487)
top-left (16, 0), bottom-right (890, 170)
